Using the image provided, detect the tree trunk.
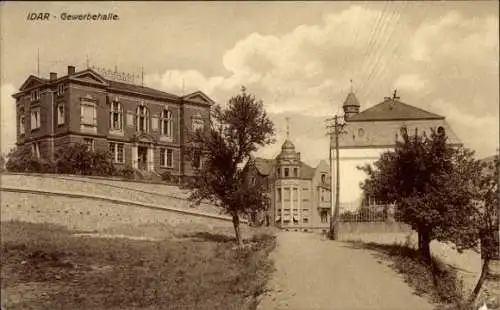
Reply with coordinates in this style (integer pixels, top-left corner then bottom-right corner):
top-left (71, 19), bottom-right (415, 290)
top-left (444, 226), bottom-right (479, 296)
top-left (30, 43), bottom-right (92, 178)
top-left (418, 229), bottom-right (431, 263)
top-left (469, 258), bottom-right (490, 305)
top-left (232, 213), bottom-right (243, 246)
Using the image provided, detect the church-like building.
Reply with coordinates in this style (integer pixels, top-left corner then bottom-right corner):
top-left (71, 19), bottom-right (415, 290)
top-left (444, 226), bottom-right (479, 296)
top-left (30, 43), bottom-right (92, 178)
top-left (333, 89), bottom-right (462, 211)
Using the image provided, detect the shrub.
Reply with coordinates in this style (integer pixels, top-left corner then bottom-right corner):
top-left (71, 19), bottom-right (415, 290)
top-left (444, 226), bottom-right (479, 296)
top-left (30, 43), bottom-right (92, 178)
top-left (54, 143), bottom-right (115, 176)
top-left (117, 166), bottom-right (136, 179)
top-left (6, 145), bottom-right (55, 173)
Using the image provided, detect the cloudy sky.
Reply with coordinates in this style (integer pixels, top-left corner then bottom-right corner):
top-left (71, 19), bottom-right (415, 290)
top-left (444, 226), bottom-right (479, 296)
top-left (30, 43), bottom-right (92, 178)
top-left (1, 1), bottom-right (498, 166)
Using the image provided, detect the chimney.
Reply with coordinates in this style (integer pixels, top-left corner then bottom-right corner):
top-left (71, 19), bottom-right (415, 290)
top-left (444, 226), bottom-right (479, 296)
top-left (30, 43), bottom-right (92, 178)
top-left (50, 72), bottom-right (57, 81)
top-left (67, 65), bottom-right (75, 75)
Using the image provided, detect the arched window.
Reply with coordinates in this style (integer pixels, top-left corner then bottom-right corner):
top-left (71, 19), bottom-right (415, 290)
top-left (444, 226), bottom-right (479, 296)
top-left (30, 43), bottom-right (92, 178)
top-left (161, 109), bottom-right (173, 137)
top-left (136, 105), bottom-right (149, 132)
top-left (110, 101), bottom-right (123, 130)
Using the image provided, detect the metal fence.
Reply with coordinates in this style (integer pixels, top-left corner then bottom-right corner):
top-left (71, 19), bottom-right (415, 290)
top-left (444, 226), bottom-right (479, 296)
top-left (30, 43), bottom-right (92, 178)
top-left (339, 204), bottom-right (402, 222)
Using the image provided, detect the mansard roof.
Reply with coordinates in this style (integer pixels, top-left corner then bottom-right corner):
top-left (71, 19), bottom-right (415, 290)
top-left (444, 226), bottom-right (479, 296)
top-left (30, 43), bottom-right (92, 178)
top-left (253, 157), bottom-right (317, 180)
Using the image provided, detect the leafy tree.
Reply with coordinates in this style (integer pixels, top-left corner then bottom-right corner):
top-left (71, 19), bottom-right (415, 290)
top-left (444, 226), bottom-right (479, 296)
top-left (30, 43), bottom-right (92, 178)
top-left (359, 127), bottom-right (473, 262)
top-left (185, 87), bottom-right (275, 245)
top-left (444, 154), bottom-right (499, 304)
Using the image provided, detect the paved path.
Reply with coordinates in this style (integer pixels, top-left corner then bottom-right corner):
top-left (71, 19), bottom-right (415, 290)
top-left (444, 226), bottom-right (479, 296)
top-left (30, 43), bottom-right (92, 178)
top-left (258, 231), bottom-right (435, 310)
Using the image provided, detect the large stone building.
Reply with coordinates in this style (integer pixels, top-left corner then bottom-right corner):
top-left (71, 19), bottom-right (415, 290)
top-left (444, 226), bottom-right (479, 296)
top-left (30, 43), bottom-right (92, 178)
top-left (332, 90), bottom-right (462, 211)
top-left (12, 65), bottom-right (214, 178)
top-left (245, 136), bottom-right (332, 230)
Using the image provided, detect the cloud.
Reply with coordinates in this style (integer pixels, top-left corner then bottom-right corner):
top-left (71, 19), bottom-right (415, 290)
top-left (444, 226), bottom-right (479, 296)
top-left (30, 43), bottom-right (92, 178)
top-left (394, 74), bottom-right (427, 92)
top-left (142, 5), bottom-right (498, 163)
top-left (1, 84), bottom-right (17, 155)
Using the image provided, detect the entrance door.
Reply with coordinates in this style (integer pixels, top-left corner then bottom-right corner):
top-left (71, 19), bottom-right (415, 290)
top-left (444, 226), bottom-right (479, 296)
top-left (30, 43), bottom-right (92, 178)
top-left (138, 146), bottom-right (148, 170)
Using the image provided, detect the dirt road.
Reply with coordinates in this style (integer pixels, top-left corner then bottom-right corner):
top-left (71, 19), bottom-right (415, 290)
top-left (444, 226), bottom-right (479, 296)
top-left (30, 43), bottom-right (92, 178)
top-left (257, 231), bottom-right (434, 310)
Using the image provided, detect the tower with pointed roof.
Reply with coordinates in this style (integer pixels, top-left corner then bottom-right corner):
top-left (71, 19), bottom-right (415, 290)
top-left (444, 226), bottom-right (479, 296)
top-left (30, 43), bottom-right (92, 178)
top-left (276, 117), bottom-right (301, 179)
top-left (342, 80), bottom-right (361, 120)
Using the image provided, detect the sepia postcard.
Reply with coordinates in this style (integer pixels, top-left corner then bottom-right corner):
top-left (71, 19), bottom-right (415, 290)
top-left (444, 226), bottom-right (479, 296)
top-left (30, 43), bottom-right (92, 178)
top-left (1, 1), bottom-right (499, 310)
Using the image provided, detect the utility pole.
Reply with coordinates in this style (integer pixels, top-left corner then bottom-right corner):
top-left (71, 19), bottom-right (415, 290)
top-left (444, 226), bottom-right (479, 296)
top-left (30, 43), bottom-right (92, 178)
top-left (326, 115), bottom-right (346, 240)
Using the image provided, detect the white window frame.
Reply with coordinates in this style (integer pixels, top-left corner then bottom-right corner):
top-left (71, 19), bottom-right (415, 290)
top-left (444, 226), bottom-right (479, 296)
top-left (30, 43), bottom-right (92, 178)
top-left (19, 111), bottom-right (25, 135)
top-left (192, 148), bottom-right (201, 169)
top-left (80, 100), bottom-right (97, 127)
top-left (109, 101), bottom-right (123, 131)
top-left (57, 103), bottom-right (65, 125)
top-left (30, 107), bottom-right (41, 130)
top-left (30, 89), bottom-right (40, 102)
top-left (160, 148), bottom-right (174, 168)
top-left (136, 105), bottom-right (149, 133)
top-left (32, 142), bottom-right (41, 158)
top-left (109, 142), bottom-right (125, 163)
top-left (57, 84), bottom-right (65, 96)
top-left (83, 138), bottom-right (95, 151)
top-left (192, 117), bottom-right (204, 133)
top-left (161, 110), bottom-right (173, 137)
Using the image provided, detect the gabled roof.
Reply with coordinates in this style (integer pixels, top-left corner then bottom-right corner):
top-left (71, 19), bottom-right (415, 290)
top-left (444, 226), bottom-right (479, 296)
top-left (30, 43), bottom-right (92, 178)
top-left (182, 90), bottom-right (215, 106)
top-left (18, 75), bottom-right (49, 91)
top-left (347, 98), bottom-right (444, 122)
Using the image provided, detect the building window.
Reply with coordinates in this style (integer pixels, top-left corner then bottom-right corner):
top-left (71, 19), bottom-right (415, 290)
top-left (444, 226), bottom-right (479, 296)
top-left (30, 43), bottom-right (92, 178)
top-left (321, 174), bottom-right (326, 183)
top-left (19, 110), bottom-right (25, 135)
top-left (109, 142), bottom-right (124, 163)
top-left (161, 110), bottom-right (173, 137)
top-left (192, 114), bottom-right (204, 133)
top-left (320, 211), bottom-right (328, 223)
top-left (57, 103), bottom-right (65, 125)
top-left (192, 149), bottom-right (201, 169)
top-left (293, 188), bottom-right (298, 201)
top-left (30, 89), bottom-right (40, 101)
top-left (302, 188), bottom-right (309, 201)
top-left (81, 101), bottom-right (97, 127)
top-left (284, 188), bottom-right (290, 201)
top-left (30, 107), bottom-right (41, 130)
top-left (160, 148), bottom-right (174, 167)
top-left (284, 168), bottom-right (289, 177)
top-left (32, 142), bottom-right (41, 158)
top-left (84, 138), bottom-right (94, 151)
top-left (277, 188), bottom-right (281, 201)
top-left (109, 101), bottom-right (123, 131)
top-left (294, 167), bottom-right (298, 177)
top-left (136, 105), bottom-right (149, 132)
top-left (57, 84), bottom-right (65, 96)
top-left (303, 218), bottom-right (309, 224)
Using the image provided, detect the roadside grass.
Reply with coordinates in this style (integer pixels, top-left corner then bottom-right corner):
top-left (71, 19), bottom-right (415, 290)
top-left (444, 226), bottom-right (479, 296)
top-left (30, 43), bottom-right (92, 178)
top-left (345, 240), bottom-right (471, 310)
top-left (1, 220), bottom-right (276, 310)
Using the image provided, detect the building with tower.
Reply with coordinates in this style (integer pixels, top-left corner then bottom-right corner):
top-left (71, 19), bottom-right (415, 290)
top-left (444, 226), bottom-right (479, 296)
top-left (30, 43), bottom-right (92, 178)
top-left (13, 65), bottom-right (214, 179)
top-left (331, 88), bottom-right (462, 212)
top-left (245, 120), bottom-right (332, 230)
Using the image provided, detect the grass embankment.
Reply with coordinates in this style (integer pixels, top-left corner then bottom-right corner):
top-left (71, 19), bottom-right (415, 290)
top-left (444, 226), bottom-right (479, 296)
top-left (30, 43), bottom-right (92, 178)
top-left (1, 221), bottom-right (276, 310)
top-left (346, 240), bottom-right (473, 310)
